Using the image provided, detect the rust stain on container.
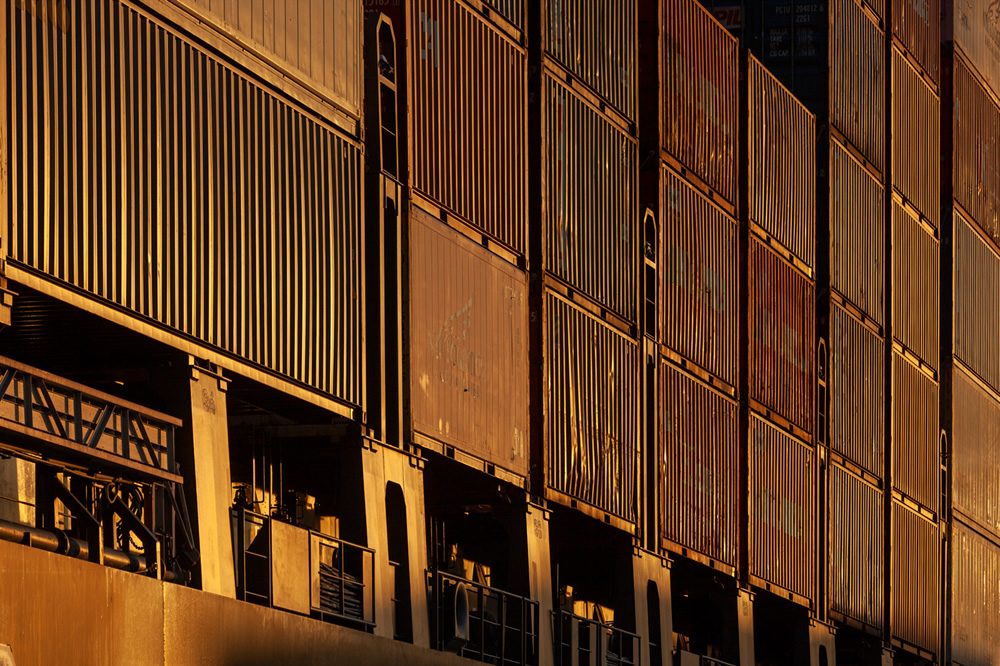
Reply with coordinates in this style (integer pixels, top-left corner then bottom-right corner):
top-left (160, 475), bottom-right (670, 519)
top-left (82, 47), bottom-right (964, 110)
top-left (545, 74), bottom-right (637, 319)
top-left (749, 238), bottom-right (815, 434)
top-left (952, 520), bottom-right (1000, 666)
top-left (891, 352), bottom-right (939, 512)
top-left (830, 137), bottom-right (885, 325)
top-left (829, 304), bottom-right (884, 478)
top-left (952, 0), bottom-right (1000, 103)
top-left (545, 292), bottom-right (639, 523)
top-left (749, 415), bottom-right (816, 603)
top-left (409, 0), bottom-right (527, 253)
top-left (829, 462), bottom-right (884, 630)
top-left (662, 0), bottom-right (738, 206)
top-left (892, 47), bottom-right (940, 229)
top-left (659, 361), bottom-right (738, 567)
top-left (953, 55), bottom-right (1000, 248)
top-left (892, 201), bottom-right (939, 371)
top-left (953, 208), bottom-right (1000, 393)
top-left (409, 208), bottom-right (529, 478)
top-left (6, 0), bottom-right (364, 407)
top-left (748, 54), bottom-right (816, 269)
top-left (892, 0), bottom-right (939, 84)
top-left (661, 166), bottom-right (739, 386)
top-left (891, 500), bottom-right (940, 655)
top-left (952, 363), bottom-right (1000, 536)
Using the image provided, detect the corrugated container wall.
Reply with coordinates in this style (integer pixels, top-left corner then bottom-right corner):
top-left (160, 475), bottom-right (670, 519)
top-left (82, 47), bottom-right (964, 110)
top-left (951, 0), bottom-right (1000, 101)
top-left (892, 47), bottom-right (940, 230)
top-left (748, 55), bottom-right (816, 268)
top-left (829, 305), bottom-right (884, 477)
top-left (485, 0), bottom-right (521, 29)
top-left (408, 209), bottom-right (529, 477)
top-left (749, 239), bottom-right (815, 434)
top-left (545, 75), bottom-right (637, 319)
top-left (749, 415), bottom-right (816, 602)
top-left (830, 138), bottom-right (885, 325)
top-left (5, 1), bottom-right (364, 407)
top-left (952, 521), bottom-right (1000, 666)
top-left (953, 57), bottom-right (1000, 247)
top-left (891, 502), bottom-right (940, 655)
top-left (893, 202), bottom-right (939, 370)
top-left (409, 0), bottom-right (527, 253)
top-left (892, 0), bottom-right (939, 83)
top-left (661, 167), bottom-right (740, 386)
top-left (543, 0), bottom-right (636, 119)
top-left (891, 353), bottom-right (939, 512)
top-left (953, 209), bottom-right (1000, 393)
top-left (753, 2), bottom-right (828, 113)
top-left (545, 293), bottom-right (639, 523)
top-left (660, 362), bottom-right (739, 567)
top-left (169, 0), bottom-right (362, 119)
top-left (829, 463), bottom-right (884, 630)
top-left (662, 0), bottom-right (738, 206)
top-left (952, 364), bottom-right (1000, 535)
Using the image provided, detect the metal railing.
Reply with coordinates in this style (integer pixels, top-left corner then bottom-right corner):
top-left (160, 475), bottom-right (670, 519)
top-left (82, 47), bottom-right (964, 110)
top-left (556, 610), bottom-right (640, 666)
top-left (428, 569), bottom-right (539, 665)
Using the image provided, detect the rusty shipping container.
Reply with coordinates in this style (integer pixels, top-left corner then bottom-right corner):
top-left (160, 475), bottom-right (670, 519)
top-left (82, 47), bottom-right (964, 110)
top-left (892, 47), bottom-right (941, 230)
top-left (660, 361), bottom-right (738, 567)
top-left (952, 520), bottom-right (1000, 666)
top-left (829, 304), bottom-right (885, 478)
top-left (892, 0), bottom-right (939, 83)
top-left (830, 137), bottom-right (885, 325)
top-left (951, 0), bottom-right (1000, 102)
top-left (953, 55), bottom-right (1000, 248)
top-left (408, 208), bottom-right (529, 478)
top-left (952, 363), bottom-right (1000, 535)
top-left (545, 292), bottom-right (639, 524)
top-left (409, 0), bottom-right (527, 253)
top-left (953, 208), bottom-right (1000, 393)
top-left (829, 462), bottom-right (884, 630)
top-left (749, 415), bottom-right (816, 603)
top-left (891, 501), bottom-right (940, 655)
top-left (749, 238), bottom-right (815, 434)
top-left (891, 352), bottom-right (939, 512)
top-left (748, 54), bottom-right (816, 268)
top-left (661, 166), bottom-right (739, 386)
top-left (662, 0), bottom-right (738, 206)
top-left (543, 0), bottom-right (636, 119)
top-left (893, 201), bottom-right (939, 370)
top-left (545, 74), bottom-right (637, 319)
top-left (5, 0), bottom-right (364, 408)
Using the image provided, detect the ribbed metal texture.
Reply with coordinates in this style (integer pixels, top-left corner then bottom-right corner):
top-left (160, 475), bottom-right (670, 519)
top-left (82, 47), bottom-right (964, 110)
top-left (661, 166), bottom-right (739, 386)
top-left (484, 0), bottom-right (522, 30)
top-left (5, 0), bottom-right (364, 406)
top-left (543, 0), bottom-right (636, 119)
top-left (662, 0), bottom-right (738, 205)
top-left (749, 238), bottom-right (815, 433)
top-left (169, 0), bottom-right (362, 118)
top-left (891, 0), bottom-right (939, 84)
top-left (891, 352), bottom-right (939, 512)
top-left (953, 56), bottom-right (1000, 248)
top-left (952, 364), bottom-right (1000, 536)
top-left (749, 415), bottom-right (816, 601)
top-left (892, 202), bottom-right (939, 370)
top-left (829, 462), bottom-right (884, 629)
top-left (891, 48), bottom-right (940, 230)
top-left (953, 209), bottom-right (1000, 393)
top-left (659, 361), bottom-right (738, 566)
top-left (952, 0), bottom-right (1000, 103)
top-left (409, 209), bottom-right (528, 477)
top-left (545, 292), bottom-right (638, 523)
top-left (891, 501), bottom-right (940, 655)
top-left (545, 74), bottom-right (637, 319)
top-left (952, 521), bottom-right (1000, 666)
top-left (752, 2), bottom-right (828, 113)
top-left (829, 305), bottom-right (884, 477)
top-left (830, 138), bottom-right (885, 325)
top-left (748, 54), bottom-right (816, 268)
top-left (830, 0), bottom-right (885, 172)
top-left (409, 0), bottom-right (527, 253)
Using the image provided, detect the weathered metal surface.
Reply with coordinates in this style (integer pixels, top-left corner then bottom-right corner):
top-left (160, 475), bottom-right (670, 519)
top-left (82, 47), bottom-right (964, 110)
top-left (661, 166), bottom-right (739, 386)
top-left (167, 0), bottom-right (362, 118)
top-left (749, 238), bottom-right (815, 434)
top-left (891, 501), bottom-right (940, 655)
top-left (543, 0), bottom-right (636, 119)
top-left (892, 47), bottom-right (941, 229)
top-left (749, 415), bottom-right (816, 602)
top-left (659, 361), bottom-right (738, 567)
top-left (409, 0), bottom-right (527, 254)
top-left (892, 202), bottom-right (940, 370)
top-left (953, 208), bottom-right (1000, 392)
top-left (545, 74), bottom-right (637, 319)
top-left (953, 55), bottom-right (1000, 247)
top-left (891, 352), bottom-right (939, 512)
top-left (545, 292), bottom-right (639, 524)
top-left (409, 208), bottom-right (529, 478)
top-left (5, 0), bottom-right (364, 409)
top-left (829, 462), bottom-right (884, 630)
top-left (829, 305), bottom-right (884, 478)
top-left (952, 520), bottom-right (1000, 666)
top-left (748, 54), bottom-right (816, 268)
top-left (830, 137), bottom-right (885, 325)
top-left (662, 0), bottom-right (738, 206)
top-left (892, 0), bottom-right (939, 83)
top-left (950, 0), bottom-right (1000, 103)
top-left (484, 0), bottom-right (522, 30)
top-left (952, 363), bottom-right (1000, 536)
